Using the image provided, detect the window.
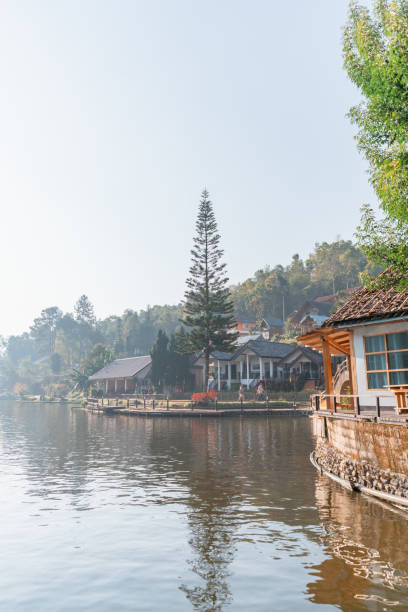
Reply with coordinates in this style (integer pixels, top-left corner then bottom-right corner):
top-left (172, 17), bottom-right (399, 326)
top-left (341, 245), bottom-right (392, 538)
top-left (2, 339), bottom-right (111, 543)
top-left (364, 331), bottom-right (408, 389)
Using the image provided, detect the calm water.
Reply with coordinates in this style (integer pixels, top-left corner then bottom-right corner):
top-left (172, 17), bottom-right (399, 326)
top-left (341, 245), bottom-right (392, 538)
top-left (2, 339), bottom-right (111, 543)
top-left (0, 403), bottom-right (407, 611)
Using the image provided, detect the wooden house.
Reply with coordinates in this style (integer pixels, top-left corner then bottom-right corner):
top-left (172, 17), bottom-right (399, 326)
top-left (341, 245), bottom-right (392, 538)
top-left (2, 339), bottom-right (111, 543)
top-left (89, 355), bottom-right (152, 394)
top-left (298, 271), bottom-right (408, 409)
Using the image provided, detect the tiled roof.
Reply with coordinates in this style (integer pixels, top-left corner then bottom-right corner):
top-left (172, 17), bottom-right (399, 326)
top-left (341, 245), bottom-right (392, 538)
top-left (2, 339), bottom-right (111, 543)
top-left (235, 339), bottom-right (294, 359)
top-left (262, 317), bottom-right (284, 326)
top-left (300, 314), bottom-right (328, 326)
top-left (324, 272), bottom-right (408, 327)
top-left (89, 356), bottom-right (151, 380)
top-left (211, 351), bottom-right (236, 361)
top-left (281, 345), bottom-right (323, 366)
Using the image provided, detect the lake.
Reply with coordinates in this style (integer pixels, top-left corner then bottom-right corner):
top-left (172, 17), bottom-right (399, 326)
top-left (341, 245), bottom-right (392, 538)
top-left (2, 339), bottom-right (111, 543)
top-left (0, 402), bottom-right (407, 611)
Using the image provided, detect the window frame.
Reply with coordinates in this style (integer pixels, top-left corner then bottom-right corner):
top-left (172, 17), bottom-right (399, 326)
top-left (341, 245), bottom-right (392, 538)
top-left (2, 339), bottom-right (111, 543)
top-left (364, 330), bottom-right (408, 390)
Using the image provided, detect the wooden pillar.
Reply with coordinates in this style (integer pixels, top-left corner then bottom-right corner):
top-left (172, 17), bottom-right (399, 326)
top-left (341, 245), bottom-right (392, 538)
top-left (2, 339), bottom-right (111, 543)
top-left (217, 360), bottom-right (221, 392)
top-left (348, 330), bottom-right (357, 396)
top-left (240, 360), bottom-right (243, 381)
top-left (124, 378), bottom-right (128, 393)
top-left (227, 363), bottom-right (231, 390)
top-left (105, 380), bottom-right (108, 394)
top-left (259, 357), bottom-right (263, 381)
top-left (114, 379), bottom-right (117, 393)
top-left (269, 360), bottom-right (273, 379)
top-left (321, 336), bottom-right (333, 411)
top-left (246, 354), bottom-right (250, 389)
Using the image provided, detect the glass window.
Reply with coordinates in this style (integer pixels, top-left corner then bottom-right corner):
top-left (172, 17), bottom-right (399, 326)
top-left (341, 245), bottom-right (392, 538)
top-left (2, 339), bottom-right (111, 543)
top-left (367, 372), bottom-right (387, 389)
top-left (387, 332), bottom-right (408, 351)
top-left (390, 371), bottom-right (408, 385)
top-left (364, 330), bottom-right (408, 389)
top-left (364, 335), bottom-right (385, 353)
top-left (388, 351), bottom-right (408, 370)
top-left (366, 353), bottom-right (386, 371)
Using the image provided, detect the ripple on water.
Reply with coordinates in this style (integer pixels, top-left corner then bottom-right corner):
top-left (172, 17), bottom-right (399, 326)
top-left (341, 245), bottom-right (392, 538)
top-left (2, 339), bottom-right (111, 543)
top-left (0, 403), bottom-right (407, 611)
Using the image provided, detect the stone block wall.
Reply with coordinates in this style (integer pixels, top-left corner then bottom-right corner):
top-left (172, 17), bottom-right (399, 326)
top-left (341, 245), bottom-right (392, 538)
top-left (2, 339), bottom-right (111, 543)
top-left (312, 414), bottom-right (408, 475)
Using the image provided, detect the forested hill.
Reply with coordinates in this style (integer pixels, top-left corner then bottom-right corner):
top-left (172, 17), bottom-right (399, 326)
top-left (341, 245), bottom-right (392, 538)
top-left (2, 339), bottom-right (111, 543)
top-left (231, 239), bottom-right (378, 321)
top-left (0, 239), bottom-right (378, 393)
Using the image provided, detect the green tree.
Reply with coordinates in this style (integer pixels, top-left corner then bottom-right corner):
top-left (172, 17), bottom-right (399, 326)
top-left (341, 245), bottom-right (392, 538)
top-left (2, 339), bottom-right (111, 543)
top-left (167, 330), bottom-right (192, 389)
top-left (82, 344), bottom-right (114, 376)
top-left (74, 295), bottom-right (96, 326)
top-left (50, 352), bottom-right (63, 374)
top-left (307, 241), bottom-right (365, 294)
top-left (344, 1), bottom-right (408, 284)
top-left (181, 190), bottom-right (237, 388)
top-left (150, 329), bottom-right (169, 390)
top-left (71, 344), bottom-right (114, 392)
top-left (30, 307), bottom-right (62, 355)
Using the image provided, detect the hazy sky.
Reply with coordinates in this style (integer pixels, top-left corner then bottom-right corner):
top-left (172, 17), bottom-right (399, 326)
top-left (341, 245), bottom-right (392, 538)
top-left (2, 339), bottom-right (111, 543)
top-left (0, 0), bottom-right (375, 336)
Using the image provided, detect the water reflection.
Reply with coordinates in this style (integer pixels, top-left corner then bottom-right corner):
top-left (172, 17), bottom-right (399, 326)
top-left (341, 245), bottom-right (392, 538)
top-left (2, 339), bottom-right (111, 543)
top-left (0, 402), bottom-right (408, 611)
top-left (307, 471), bottom-right (408, 610)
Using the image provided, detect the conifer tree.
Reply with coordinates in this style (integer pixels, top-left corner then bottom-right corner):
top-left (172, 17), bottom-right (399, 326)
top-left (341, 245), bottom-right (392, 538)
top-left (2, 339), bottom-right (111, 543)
top-left (150, 329), bottom-right (169, 390)
top-left (181, 190), bottom-right (237, 388)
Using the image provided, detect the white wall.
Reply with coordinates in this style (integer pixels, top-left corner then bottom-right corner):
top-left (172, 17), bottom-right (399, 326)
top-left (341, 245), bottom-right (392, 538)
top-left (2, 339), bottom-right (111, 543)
top-left (353, 319), bottom-right (408, 407)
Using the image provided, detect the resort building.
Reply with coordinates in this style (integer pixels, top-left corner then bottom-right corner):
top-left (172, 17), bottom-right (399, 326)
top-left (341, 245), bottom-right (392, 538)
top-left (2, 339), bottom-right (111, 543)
top-left (298, 273), bottom-right (408, 409)
top-left (231, 315), bottom-right (284, 339)
top-left (89, 355), bottom-right (152, 394)
top-left (191, 338), bottom-right (322, 391)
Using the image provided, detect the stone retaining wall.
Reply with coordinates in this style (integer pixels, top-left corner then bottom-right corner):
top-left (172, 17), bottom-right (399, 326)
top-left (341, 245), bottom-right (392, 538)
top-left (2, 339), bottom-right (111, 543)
top-left (314, 439), bottom-right (408, 499)
top-left (312, 414), bottom-right (408, 475)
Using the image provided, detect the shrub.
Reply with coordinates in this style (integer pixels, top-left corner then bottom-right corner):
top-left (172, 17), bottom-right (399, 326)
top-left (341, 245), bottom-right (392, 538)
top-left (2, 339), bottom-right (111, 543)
top-left (191, 391), bottom-right (218, 405)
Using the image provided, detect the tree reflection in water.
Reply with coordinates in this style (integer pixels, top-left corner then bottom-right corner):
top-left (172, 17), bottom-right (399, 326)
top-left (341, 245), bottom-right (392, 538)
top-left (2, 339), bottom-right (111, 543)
top-left (179, 421), bottom-right (239, 611)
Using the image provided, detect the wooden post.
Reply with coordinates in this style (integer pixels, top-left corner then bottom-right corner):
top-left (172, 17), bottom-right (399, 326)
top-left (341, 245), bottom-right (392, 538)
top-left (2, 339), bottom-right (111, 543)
top-left (166, 397), bottom-right (169, 411)
top-left (315, 395), bottom-right (320, 411)
top-left (143, 396), bottom-right (146, 410)
top-left (376, 396), bottom-right (381, 419)
top-left (127, 399), bottom-right (129, 409)
top-left (240, 398), bottom-right (243, 414)
top-left (348, 330), bottom-right (358, 399)
top-left (356, 396), bottom-right (360, 416)
top-left (333, 396), bottom-right (337, 413)
top-left (215, 398), bottom-right (218, 411)
top-left (152, 399), bottom-right (155, 410)
top-left (321, 336), bottom-right (333, 411)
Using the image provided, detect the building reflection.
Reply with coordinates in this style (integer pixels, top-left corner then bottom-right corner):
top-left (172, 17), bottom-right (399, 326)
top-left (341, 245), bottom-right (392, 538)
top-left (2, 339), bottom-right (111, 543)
top-left (306, 473), bottom-right (408, 609)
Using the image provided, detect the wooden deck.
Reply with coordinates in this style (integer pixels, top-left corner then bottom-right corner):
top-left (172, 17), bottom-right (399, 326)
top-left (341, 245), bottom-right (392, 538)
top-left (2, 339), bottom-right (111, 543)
top-left (85, 397), bottom-right (311, 418)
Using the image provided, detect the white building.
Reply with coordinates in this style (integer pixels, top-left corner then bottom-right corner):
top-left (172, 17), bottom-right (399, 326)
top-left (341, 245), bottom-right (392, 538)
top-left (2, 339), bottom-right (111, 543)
top-left (299, 272), bottom-right (408, 409)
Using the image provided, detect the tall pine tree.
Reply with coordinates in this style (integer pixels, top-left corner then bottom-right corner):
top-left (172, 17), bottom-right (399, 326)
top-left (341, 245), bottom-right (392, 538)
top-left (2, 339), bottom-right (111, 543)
top-left (182, 190), bottom-right (237, 388)
top-left (150, 329), bottom-right (170, 391)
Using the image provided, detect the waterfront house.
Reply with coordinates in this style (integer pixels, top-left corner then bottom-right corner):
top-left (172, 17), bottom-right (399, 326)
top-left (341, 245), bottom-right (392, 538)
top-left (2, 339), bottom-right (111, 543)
top-left (191, 338), bottom-right (322, 391)
top-left (89, 355), bottom-right (152, 394)
top-left (279, 345), bottom-right (323, 389)
top-left (298, 271), bottom-right (408, 409)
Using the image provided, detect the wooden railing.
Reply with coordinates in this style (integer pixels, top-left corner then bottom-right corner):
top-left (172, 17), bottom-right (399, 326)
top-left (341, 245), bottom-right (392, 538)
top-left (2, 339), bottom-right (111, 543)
top-left (312, 393), bottom-right (397, 418)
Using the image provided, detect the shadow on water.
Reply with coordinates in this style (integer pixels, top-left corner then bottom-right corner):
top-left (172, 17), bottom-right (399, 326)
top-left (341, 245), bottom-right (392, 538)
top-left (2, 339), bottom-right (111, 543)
top-left (0, 402), bottom-right (408, 611)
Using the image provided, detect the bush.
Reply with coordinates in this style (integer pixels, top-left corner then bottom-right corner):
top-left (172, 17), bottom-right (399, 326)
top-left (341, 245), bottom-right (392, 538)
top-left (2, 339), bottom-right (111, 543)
top-left (192, 390), bottom-right (218, 405)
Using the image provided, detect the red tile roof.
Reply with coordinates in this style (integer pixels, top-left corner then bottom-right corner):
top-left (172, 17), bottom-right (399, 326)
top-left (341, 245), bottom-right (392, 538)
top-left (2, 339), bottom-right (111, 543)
top-left (323, 272), bottom-right (408, 327)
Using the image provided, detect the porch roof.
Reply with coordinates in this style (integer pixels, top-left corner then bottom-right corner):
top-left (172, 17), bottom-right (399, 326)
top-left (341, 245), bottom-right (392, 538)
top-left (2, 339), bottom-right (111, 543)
top-left (297, 327), bottom-right (350, 355)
